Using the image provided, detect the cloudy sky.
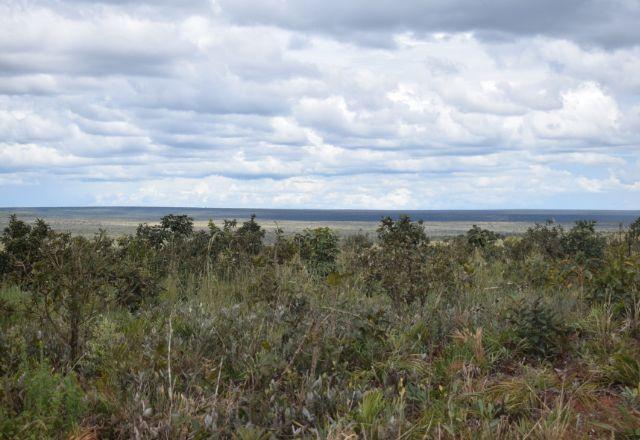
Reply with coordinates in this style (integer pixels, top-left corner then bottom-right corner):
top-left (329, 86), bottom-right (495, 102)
top-left (1, 0), bottom-right (639, 209)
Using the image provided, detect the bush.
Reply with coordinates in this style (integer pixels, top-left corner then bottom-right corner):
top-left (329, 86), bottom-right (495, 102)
top-left (295, 227), bottom-right (339, 277)
top-left (0, 215), bottom-right (51, 281)
top-left (160, 214), bottom-right (194, 237)
top-left (506, 295), bottom-right (569, 360)
top-left (0, 362), bottom-right (86, 438)
top-left (466, 224), bottom-right (501, 250)
top-left (30, 232), bottom-right (116, 364)
top-left (208, 215), bottom-right (266, 271)
top-left (269, 227), bottom-right (298, 264)
top-left (562, 220), bottom-right (606, 262)
top-left (591, 253), bottom-right (640, 305)
top-left (366, 216), bottom-right (431, 304)
top-left (604, 347), bottom-right (640, 387)
top-left (523, 221), bottom-right (565, 259)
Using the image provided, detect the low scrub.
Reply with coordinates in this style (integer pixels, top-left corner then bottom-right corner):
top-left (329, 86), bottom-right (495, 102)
top-left (0, 213), bottom-right (639, 438)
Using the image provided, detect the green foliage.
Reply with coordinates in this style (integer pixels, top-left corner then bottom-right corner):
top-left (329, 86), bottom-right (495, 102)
top-left (208, 215), bottom-right (266, 271)
top-left (562, 220), bottom-right (606, 262)
top-left (1, 213), bottom-right (639, 437)
top-left (506, 295), bottom-right (569, 360)
top-left (270, 227), bottom-right (297, 264)
top-left (30, 232), bottom-right (117, 364)
top-left (378, 215), bottom-right (428, 249)
top-left (627, 216), bottom-right (640, 246)
top-left (160, 214), bottom-right (194, 237)
top-left (0, 215), bottom-right (51, 281)
top-left (522, 221), bottom-right (565, 259)
top-left (235, 214), bottom-right (265, 256)
top-left (0, 362), bottom-right (86, 439)
top-left (591, 252), bottom-right (640, 305)
top-left (356, 388), bottom-right (386, 437)
top-left (295, 227), bottom-right (339, 277)
top-left (604, 347), bottom-right (640, 387)
top-left (466, 224), bottom-right (501, 249)
top-left (366, 216), bottom-right (431, 304)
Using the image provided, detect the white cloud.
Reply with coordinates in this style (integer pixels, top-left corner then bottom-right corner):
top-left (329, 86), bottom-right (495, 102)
top-left (0, 0), bottom-right (639, 208)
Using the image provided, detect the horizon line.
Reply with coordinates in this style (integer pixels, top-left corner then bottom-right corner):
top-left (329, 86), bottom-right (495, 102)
top-left (1, 206), bottom-right (638, 213)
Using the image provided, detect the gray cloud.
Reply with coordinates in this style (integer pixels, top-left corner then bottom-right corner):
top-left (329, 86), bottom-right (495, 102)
top-left (217, 0), bottom-right (640, 49)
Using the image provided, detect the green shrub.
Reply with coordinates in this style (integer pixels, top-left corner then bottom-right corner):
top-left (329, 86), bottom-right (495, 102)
top-left (523, 221), bottom-right (564, 260)
top-left (0, 362), bottom-right (86, 438)
top-left (30, 232), bottom-right (116, 364)
top-left (208, 215), bottom-right (266, 272)
top-left (506, 295), bottom-right (569, 360)
top-left (466, 224), bottom-right (501, 250)
top-left (366, 216), bottom-right (431, 304)
top-left (295, 227), bottom-right (339, 277)
top-left (591, 253), bottom-right (640, 305)
top-left (0, 215), bottom-right (51, 282)
top-left (562, 220), bottom-right (606, 262)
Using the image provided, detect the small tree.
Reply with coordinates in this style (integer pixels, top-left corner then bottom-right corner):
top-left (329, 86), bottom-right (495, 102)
top-left (135, 223), bottom-right (168, 249)
top-left (160, 214), bottom-right (194, 237)
top-left (466, 224), bottom-right (500, 249)
top-left (369, 216), bottom-right (430, 304)
top-left (31, 232), bottom-right (114, 366)
top-left (506, 296), bottom-right (568, 360)
top-left (207, 215), bottom-right (266, 269)
top-left (0, 215), bottom-right (51, 281)
top-left (235, 214), bottom-right (265, 256)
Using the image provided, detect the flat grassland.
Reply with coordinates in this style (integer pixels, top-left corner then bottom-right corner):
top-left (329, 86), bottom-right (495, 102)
top-left (0, 208), bottom-right (629, 239)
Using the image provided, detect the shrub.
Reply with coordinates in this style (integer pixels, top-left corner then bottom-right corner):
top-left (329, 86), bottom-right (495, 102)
top-left (523, 221), bottom-right (565, 259)
top-left (160, 214), bottom-right (194, 237)
top-left (135, 223), bottom-right (168, 249)
top-left (270, 227), bottom-right (297, 264)
top-left (603, 348), bottom-right (640, 387)
top-left (591, 253), bottom-right (640, 305)
top-left (627, 216), bottom-right (640, 245)
top-left (0, 216), bottom-right (51, 281)
top-left (366, 216), bottom-right (430, 304)
top-left (562, 220), bottom-right (606, 262)
top-left (2, 211), bottom-right (640, 437)
top-left (208, 215), bottom-right (266, 271)
top-left (506, 295), bottom-right (569, 360)
top-left (295, 227), bottom-right (339, 277)
top-left (234, 214), bottom-right (265, 256)
top-left (30, 232), bottom-right (116, 364)
top-left (466, 224), bottom-right (501, 249)
top-left (0, 362), bottom-right (86, 438)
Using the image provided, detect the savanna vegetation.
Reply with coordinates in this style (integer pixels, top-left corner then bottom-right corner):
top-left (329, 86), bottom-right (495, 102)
top-left (1, 213), bottom-right (640, 439)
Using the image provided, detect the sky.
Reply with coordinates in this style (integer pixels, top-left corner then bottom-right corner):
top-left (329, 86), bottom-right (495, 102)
top-left (0, 0), bottom-right (639, 209)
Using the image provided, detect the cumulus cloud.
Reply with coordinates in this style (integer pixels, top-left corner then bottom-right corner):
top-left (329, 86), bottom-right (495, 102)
top-left (0, 0), bottom-right (638, 209)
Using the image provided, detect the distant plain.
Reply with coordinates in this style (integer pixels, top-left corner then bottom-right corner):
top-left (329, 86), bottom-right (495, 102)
top-left (1, 207), bottom-right (637, 239)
